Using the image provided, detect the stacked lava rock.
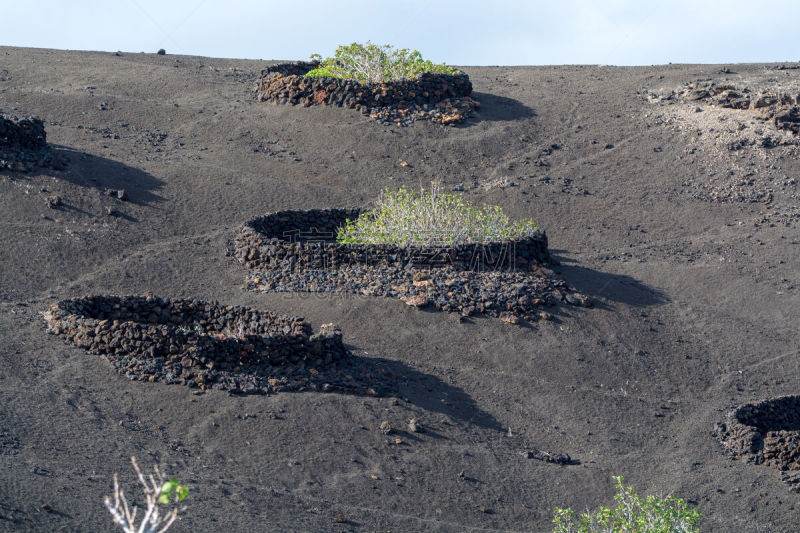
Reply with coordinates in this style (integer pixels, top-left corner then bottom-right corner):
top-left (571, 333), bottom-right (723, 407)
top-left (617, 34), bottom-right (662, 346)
top-left (235, 209), bottom-right (589, 324)
top-left (0, 112), bottom-right (66, 172)
top-left (235, 208), bottom-right (551, 272)
top-left (44, 295), bottom-right (348, 393)
top-left (254, 61), bottom-right (479, 125)
top-left (653, 82), bottom-right (800, 135)
top-left (714, 395), bottom-right (800, 491)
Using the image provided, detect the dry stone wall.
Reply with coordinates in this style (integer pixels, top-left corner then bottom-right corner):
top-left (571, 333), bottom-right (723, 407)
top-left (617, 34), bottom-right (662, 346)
top-left (235, 208), bottom-right (551, 272)
top-left (235, 209), bottom-right (588, 323)
top-left (714, 395), bottom-right (800, 491)
top-left (254, 61), bottom-right (479, 125)
top-left (1, 112), bottom-right (66, 172)
top-left (44, 295), bottom-right (348, 393)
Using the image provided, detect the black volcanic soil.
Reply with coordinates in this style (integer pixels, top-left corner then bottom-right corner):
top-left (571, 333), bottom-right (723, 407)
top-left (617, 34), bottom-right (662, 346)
top-left (1, 47), bottom-right (800, 532)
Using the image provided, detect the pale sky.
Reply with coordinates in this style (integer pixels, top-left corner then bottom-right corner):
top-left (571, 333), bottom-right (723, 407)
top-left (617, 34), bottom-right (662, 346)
top-left (3, 0), bottom-right (799, 65)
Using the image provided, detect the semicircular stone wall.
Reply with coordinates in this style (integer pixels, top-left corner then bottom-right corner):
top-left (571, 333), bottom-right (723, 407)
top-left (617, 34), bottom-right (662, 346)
top-left (233, 208), bottom-right (589, 323)
top-left (254, 61), bottom-right (479, 125)
top-left (235, 208), bottom-right (551, 273)
top-left (714, 395), bottom-right (800, 491)
top-left (44, 295), bottom-right (347, 393)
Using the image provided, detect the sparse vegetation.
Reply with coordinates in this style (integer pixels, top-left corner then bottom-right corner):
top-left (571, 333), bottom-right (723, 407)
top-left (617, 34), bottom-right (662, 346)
top-left (552, 476), bottom-right (701, 533)
top-left (336, 185), bottom-right (539, 246)
top-left (305, 41), bottom-right (460, 83)
top-left (105, 456), bottom-right (189, 533)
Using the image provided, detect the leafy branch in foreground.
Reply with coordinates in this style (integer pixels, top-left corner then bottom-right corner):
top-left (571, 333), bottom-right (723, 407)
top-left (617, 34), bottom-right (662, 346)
top-left (552, 476), bottom-right (701, 533)
top-left (105, 456), bottom-right (189, 533)
top-left (336, 185), bottom-right (539, 246)
top-left (305, 41), bottom-right (459, 83)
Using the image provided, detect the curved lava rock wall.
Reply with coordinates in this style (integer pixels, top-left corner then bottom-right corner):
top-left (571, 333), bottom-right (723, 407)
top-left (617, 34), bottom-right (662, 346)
top-left (44, 295), bottom-right (347, 391)
top-left (714, 395), bottom-right (800, 491)
top-left (1, 112), bottom-right (64, 172)
top-left (235, 208), bottom-right (551, 272)
top-left (254, 61), bottom-right (478, 125)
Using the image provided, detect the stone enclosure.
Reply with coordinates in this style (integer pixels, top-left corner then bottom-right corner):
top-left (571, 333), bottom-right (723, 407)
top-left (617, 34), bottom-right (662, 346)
top-left (236, 209), bottom-right (587, 323)
top-left (1, 112), bottom-right (66, 172)
top-left (44, 295), bottom-right (348, 393)
top-left (714, 395), bottom-right (800, 491)
top-left (235, 208), bottom-right (552, 272)
top-left (254, 61), bottom-right (480, 125)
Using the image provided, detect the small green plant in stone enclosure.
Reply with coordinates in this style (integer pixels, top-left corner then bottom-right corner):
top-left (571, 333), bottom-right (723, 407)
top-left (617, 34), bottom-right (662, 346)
top-left (336, 185), bottom-right (539, 246)
top-left (305, 41), bottom-right (460, 83)
top-left (552, 476), bottom-right (701, 533)
top-left (105, 456), bottom-right (189, 533)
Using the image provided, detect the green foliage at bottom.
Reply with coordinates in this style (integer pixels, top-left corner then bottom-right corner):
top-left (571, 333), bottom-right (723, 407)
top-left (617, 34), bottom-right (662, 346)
top-left (552, 476), bottom-right (701, 533)
top-left (158, 479), bottom-right (189, 505)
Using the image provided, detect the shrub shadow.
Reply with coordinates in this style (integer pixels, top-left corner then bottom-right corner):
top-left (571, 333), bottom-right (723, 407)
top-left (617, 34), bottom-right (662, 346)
top-left (551, 252), bottom-right (668, 307)
top-left (50, 146), bottom-right (165, 206)
top-left (470, 92), bottom-right (536, 122)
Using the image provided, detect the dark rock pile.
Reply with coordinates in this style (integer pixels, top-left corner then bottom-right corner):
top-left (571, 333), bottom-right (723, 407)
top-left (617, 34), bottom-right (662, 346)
top-left (646, 78), bottom-right (800, 214)
top-left (236, 209), bottom-right (588, 323)
top-left (676, 82), bottom-right (799, 111)
top-left (254, 61), bottom-right (479, 126)
top-left (713, 396), bottom-right (800, 491)
top-left (0, 112), bottom-right (66, 172)
top-left (648, 81), bottom-right (800, 137)
top-left (43, 295), bottom-right (391, 395)
top-left (776, 107), bottom-right (800, 135)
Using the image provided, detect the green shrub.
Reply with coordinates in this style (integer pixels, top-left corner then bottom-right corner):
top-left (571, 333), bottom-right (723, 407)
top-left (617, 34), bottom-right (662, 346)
top-left (336, 185), bottom-right (539, 246)
top-left (552, 476), bottom-right (701, 533)
top-left (105, 456), bottom-right (189, 533)
top-left (305, 41), bottom-right (460, 83)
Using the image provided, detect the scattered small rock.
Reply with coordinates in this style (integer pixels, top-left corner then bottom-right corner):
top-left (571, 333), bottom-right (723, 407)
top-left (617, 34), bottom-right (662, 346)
top-left (45, 195), bottom-right (61, 208)
top-left (565, 293), bottom-right (591, 307)
top-left (106, 188), bottom-right (128, 201)
top-left (412, 271), bottom-right (431, 282)
top-left (524, 448), bottom-right (578, 465)
top-left (401, 294), bottom-right (429, 308)
top-left (499, 312), bottom-right (519, 325)
top-left (379, 421), bottom-right (392, 434)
